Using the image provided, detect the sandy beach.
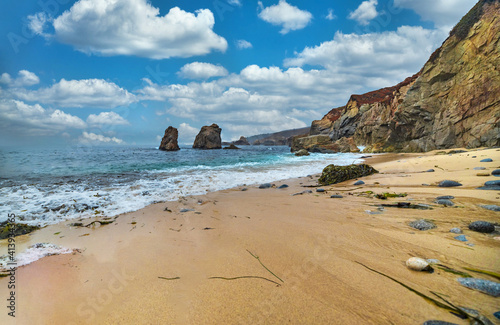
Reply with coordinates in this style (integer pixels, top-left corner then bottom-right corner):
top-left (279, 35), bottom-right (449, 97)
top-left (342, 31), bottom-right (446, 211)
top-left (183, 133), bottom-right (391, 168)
top-left (1, 148), bottom-right (499, 324)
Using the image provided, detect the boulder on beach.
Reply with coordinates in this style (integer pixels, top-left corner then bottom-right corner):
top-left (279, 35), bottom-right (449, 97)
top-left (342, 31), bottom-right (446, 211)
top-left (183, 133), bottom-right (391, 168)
top-left (478, 180), bottom-right (500, 190)
top-left (468, 221), bottom-right (495, 233)
top-left (318, 164), bottom-right (378, 186)
top-left (193, 124), bottom-right (222, 149)
top-left (295, 149), bottom-right (310, 156)
top-left (159, 126), bottom-right (180, 151)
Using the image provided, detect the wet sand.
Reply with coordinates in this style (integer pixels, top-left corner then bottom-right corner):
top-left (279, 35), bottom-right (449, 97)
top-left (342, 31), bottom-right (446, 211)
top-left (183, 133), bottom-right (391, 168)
top-left (1, 148), bottom-right (499, 324)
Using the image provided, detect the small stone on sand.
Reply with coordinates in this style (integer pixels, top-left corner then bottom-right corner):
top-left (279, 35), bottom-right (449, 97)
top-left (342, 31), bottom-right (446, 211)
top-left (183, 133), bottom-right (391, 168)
top-left (409, 219), bottom-right (436, 231)
top-left (354, 180), bottom-right (365, 185)
top-left (438, 180), bottom-right (462, 187)
top-left (480, 204), bottom-right (500, 211)
top-left (278, 184), bottom-right (289, 189)
top-left (449, 228), bottom-right (462, 234)
top-left (473, 167), bottom-right (486, 170)
top-left (454, 235), bottom-right (467, 242)
top-left (468, 221), bottom-right (495, 233)
top-left (316, 188), bottom-right (325, 193)
top-left (436, 195), bottom-right (454, 200)
top-left (435, 199), bottom-right (454, 207)
top-left (457, 278), bottom-right (500, 297)
top-left (480, 158), bottom-right (493, 162)
top-left (330, 195), bottom-right (343, 198)
top-left (259, 183), bottom-right (272, 189)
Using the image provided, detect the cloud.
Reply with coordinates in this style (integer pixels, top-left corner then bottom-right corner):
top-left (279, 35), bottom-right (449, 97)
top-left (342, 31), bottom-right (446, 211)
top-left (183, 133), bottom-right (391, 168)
top-left (0, 70), bottom-right (40, 87)
top-left (12, 78), bottom-right (135, 108)
top-left (178, 122), bottom-right (200, 144)
top-left (178, 62), bottom-right (228, 80)
top-left (227, 0), bottom-right (242, 6)
top-left (87, 112), bottom-right (130, 126)
top-left (394, 0), bottom-right (477, 28)
top-left (236, 40), bottom-right (253, 49)
top-left (326, 9), bottom-right (337, 21)
top-left (284, 26), bottom-right (447, 79)
top-left (30, 0), bottom-right (227, 59)
top-left (348, 0), bottom-right (379, 25)
top-left (258, 0), bottom-right (313, 34)
top-left (0, 99), bottom-right (86, 136)
top-left (79, 131), bottom-right (124, 144)
top-left (27, 12), bottom-right (51, 37)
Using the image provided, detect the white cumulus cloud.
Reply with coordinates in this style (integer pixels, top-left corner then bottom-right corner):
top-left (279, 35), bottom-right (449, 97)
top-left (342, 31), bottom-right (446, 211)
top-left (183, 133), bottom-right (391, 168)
top-left (178, 122), bottom-right (201, 144)
top-left (87, 112), bottom-right (130, 126)
top-left (258, 0), bottom-right (313, 34)
top-left (0, 70), bottom-right (40, 87)
top-left (178, 62), bottom-right (228, 80)
top-left (13, 78), bottom-right (135, 108)
top-left (236, 40), bottom-right (253, 49)
top-left (326, 9), bottom-right (337, 21)
top-left (394, 0), bottom-right (477, 28)
top-left (30, 0), bottom-right (227, 59)
top-left (79, 131), bottom-right (124, 144)
top-left (0, 99), bottom-right (86, 136)
top-left (348, 0), bottom-right (379, 25)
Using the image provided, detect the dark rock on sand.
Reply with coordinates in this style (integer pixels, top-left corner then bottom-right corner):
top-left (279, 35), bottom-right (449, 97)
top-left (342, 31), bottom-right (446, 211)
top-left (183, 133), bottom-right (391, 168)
top-left (241, 188), bottom-right (248, 191)
top-left (316, 188), bottom-right (325, 193)
top-left (436, 195), bottom-right (455, 200)
top-left (468, 221), bottom-right (495, 233)
top-left (423, 321), bottom-right (459, 325)
top-left (0, 221), bottom-right (40, 239)
top-left (180, 209), bottom-right (195, 213)
top-left (426, 169), bottom-right (435, 172)
top-left (449, 228), bottom-right (462, 234)
top-left (438, 180), bottom-right (462, 187)
top-left (409, 219), bottom-right (436, 231)
top-left (454, 235), bottom-right (467, 242)
top-left (457, 278), bottom-right (500, 297)
top-left (193, 124), bottom-right (222, 149)
top-left (473, 167), bottom-right (486, 170)
top-left (494, 311), bottom-right (500, 320)
top-left (330, 195), bottom-right (343, 198)
top-left (278, 184), bottom-right (289, 189)
top-left (354, 180), bottom-right (365, 185)
top-left (457, 307), bottom-right (494, 325)
top-left (159, 126), bottom-right (180, 151)
top-left (478, 180), bottom-right (500, 190)
top-left (259, 183), bottom-right (272, 189)
top-left (318, 164), bottom-right (378, 186)
top-left (292, 190), bottom-right (313, 196)
top-left (480, 158), bottom-right (493, 162)
top-left (492, 169), bottom-right (500, 176)
top-left (435, 199), bottom-right (454, 207)
top-left (480, 205), bottom-right (500, 212)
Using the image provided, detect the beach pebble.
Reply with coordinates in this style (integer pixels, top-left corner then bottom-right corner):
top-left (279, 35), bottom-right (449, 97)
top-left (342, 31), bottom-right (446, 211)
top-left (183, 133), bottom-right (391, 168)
top-left (478, 180), bottom-right (500, 190)
top-left (480, 158), bottom-right (493, 162)
top-left (278, 184), bottom-right (289, 189)
top-left (454, 235), bottom-right (467, 242)
top-left (241, 188), bottom-right (248, 191)
top-left (449, 228), bottom-right (462, 234)
top-left (409, 219), bottom-right (436, 231)
top-left (292, 190), bottom-right (312, 196)
top-left (457, 278), bottom-right (500, 297)
top-left (494, 311), bottom-right (500, 320)
top-left (477, 172), bottom-right (490, 176)
top-left (492, 169), bottom-right (500, 176)
top-left (423, 321), bottom-right (459, 325)
top-left (426, 169), bottom-right (435, 172)
top-left (316, 188), bottom-right (325, 193)
top-left (435, 199), bottom-right (454, 207)
top-left (438, 180), bottom-right (462, 187)
top-left (180, 209), bottom-right (195, 213)
top-left (472, 156), bottom-right (477, 158)
top-left (406, 257), bottom-right (431, 271)
top-left (354, 180), bottom-right (365, 185)
top-left (458, 307), bottom-right (494, 325)
top-left (480, 205), bottom-right (500, 212)
top-left (468, 221), bottom-right (495, 233)
top-left (330, 195), bottom-right (343, 198)
top-left (436, 195), bottom-right (455, 200)
top-left (473, 167), bottom-right (486, 170)
top-left (259, 183), bottom-right (272, 189)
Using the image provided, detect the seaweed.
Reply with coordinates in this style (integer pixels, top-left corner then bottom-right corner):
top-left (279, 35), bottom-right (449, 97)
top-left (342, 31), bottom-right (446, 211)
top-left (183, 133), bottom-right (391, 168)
top-left (375, 192), bottom-right (408, 200)
top-left (436, 265), bottom-right (472, 278)
top-left (318, 164), bottom-right (378, 186)
top-left (0, 222), bottom-right (40, 239)
top-left (463, 267), bottom-right (500, 281)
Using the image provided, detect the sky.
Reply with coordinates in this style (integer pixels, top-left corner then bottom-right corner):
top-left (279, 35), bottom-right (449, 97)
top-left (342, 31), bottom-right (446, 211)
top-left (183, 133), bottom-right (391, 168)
top-left (0, 0), bottom-right (478, 146)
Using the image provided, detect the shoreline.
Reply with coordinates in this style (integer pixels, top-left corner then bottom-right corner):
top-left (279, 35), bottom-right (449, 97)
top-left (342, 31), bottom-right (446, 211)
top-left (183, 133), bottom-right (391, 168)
top-left (1, 148), bottom-right (499, 324)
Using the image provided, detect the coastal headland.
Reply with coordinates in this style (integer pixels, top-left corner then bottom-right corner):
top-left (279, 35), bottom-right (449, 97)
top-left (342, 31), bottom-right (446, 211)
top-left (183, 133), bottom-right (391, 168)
top-left (1, 148), bottom-right (499, 324)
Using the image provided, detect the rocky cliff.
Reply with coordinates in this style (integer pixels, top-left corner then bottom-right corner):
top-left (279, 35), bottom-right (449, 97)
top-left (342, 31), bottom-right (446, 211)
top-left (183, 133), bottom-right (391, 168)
top-left (193, 124), bottom-right (222, 149)
top-left (295, 0), bottom-right (500, 153)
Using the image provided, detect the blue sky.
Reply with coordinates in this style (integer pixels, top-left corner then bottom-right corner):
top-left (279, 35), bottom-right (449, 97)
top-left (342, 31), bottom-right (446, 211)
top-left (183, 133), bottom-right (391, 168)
top-left (0, 0), bottom-right (477, 146)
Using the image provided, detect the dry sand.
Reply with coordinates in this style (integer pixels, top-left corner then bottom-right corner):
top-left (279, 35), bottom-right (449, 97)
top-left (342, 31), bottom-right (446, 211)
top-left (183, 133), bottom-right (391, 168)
top-left (1, 148), bottom-right (499, 324)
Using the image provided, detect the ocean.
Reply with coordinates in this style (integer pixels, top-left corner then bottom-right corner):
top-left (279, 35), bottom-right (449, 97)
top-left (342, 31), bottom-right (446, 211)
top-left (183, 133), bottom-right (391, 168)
top-left (0, 145), bottom-right (364, 227)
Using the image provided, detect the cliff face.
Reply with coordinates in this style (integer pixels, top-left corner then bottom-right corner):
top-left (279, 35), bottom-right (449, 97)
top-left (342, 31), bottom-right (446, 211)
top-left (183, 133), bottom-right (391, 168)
top-left (296, 0), bottom-right (500, 153)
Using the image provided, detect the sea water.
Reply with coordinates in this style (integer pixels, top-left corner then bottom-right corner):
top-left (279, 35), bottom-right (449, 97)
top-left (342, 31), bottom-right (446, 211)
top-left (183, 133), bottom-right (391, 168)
top-left (0, 145), bottom-right (364, 227)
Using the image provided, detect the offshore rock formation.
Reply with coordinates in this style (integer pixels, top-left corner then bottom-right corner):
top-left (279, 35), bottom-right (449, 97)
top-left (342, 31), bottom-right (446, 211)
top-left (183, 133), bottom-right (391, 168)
top-left (233, 136), bottom-right (250, 146)
top-left (294, 0), bottom-right (500, 153)
top-left (193, 124), bottom-right (222, 149)
top-left (159, 126), bottom-right (180, 151)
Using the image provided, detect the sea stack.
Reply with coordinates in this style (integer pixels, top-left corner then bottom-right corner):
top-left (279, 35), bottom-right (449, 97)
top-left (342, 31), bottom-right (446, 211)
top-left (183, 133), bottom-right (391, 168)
top-left (193, 124), bottom-right (222, 149)
top-left (159, 126), bottom-right (180, 151)
top-left (233, 136), bottom-right (250, 146)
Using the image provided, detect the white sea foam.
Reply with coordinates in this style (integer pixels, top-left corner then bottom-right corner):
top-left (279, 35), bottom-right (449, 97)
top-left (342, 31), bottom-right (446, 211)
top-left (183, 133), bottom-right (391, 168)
top-left (0, 151), bottom-right (363, 227)
top-left (0, 243), bottom-right (74, 271)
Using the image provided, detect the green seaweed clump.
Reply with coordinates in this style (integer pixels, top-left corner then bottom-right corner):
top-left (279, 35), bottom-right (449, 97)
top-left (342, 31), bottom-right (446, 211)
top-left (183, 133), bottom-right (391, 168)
top-left (0, 221), bottom-right (40, 240)
top-left (375, 192), bottom-right (408, 200)
top-left (318, 164), bottom-right (378, 186)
